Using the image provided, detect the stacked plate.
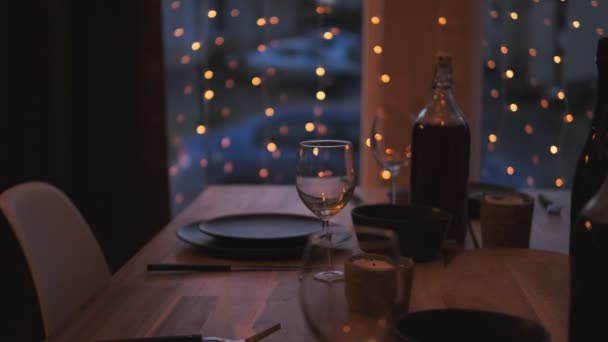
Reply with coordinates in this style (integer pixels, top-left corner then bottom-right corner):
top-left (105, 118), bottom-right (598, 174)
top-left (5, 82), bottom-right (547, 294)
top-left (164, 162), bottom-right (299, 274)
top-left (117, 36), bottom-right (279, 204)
top-left (177, 213), bottom-right (347, 258)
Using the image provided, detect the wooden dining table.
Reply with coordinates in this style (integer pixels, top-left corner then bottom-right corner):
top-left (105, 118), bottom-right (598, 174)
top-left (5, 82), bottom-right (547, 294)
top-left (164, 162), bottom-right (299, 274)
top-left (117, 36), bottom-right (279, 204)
top-left (47, 185), bottom-right (571, 342)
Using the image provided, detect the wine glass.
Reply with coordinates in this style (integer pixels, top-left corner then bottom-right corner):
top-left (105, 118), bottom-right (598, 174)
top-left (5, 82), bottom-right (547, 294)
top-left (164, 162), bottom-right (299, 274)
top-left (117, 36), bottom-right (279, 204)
top-left (371, 107), bottom-right (410, 204)
top-left (296, 139), bottom-right (356, 282)
top-left (300, 226), bottom-right (402, 342)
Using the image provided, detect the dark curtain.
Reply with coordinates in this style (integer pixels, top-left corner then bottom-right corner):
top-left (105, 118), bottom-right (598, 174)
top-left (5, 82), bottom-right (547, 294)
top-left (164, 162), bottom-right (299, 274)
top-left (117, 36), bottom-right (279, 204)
top-left (2, 0), bottom-right (169, 340)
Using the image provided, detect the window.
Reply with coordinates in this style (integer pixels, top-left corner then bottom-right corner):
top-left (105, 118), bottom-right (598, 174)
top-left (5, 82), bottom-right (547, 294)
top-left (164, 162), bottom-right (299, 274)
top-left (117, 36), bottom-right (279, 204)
top-left (162, 0), bottom-right (363, 215)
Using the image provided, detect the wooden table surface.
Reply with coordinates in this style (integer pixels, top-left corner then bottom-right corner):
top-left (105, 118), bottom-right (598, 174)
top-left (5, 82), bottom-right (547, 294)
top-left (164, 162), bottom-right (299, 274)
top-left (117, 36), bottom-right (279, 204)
top-left (47, 185), bottom-right (571, 342)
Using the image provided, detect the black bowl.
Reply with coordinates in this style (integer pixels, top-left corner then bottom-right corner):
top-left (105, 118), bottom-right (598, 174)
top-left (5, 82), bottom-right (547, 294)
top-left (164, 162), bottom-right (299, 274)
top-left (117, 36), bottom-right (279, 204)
top-left (394, 309), bottom-right (551, 342)
top-left (351, 204), bottom-right (451, 262)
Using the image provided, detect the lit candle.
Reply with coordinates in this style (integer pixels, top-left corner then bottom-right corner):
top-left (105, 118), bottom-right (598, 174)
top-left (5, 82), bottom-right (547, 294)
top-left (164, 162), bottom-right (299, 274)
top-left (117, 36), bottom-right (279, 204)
top-left (345, 254), bottom-right (398, 315)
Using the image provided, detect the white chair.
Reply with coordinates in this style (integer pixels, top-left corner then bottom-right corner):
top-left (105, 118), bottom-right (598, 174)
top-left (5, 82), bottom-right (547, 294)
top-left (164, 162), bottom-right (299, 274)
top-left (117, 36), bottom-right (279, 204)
top-left (0, 181), bottom-right (110, 337)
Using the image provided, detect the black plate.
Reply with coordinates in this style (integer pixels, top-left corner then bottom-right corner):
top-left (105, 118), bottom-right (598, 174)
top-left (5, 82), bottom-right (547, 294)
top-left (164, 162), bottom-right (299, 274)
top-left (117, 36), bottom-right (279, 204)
top-left (394, 309), bottom-right (550, 342)
top-left (177, 221), bottom-right (350, 259)
top-left (198, 213), bottom-right (323, 242)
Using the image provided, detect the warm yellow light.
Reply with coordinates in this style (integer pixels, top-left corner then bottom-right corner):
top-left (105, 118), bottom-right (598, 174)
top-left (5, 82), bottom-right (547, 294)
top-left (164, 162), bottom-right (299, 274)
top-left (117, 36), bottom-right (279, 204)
top-left (527, 176), bottom-right (535, 186)
top-left (505, 70), bottom-right (514, 79)
top-left (510, 12), bottom-right (518, 20)
top-left (223, 162), bottom-right (233, 174)
top-left (316, 91), bottom-right (326, 101)
top-left (221, 137), bottom-right (231, 149)
top-left (550, 145), bottom-right (559, 154)
top-left (208, 10), bottom-right (217, 18)
top-left (490, 89), bottom-right (500, 99)
top-left (565, 114), bottom-right (574, 123)
top-left (488, 134), bottom-right (497, 143)
top-left (204, 90), bottom-right (214, 100)
top-left (204, 70), bottom-right (214, 79)
top-left (500, 45), bottom-right (508, 54)
top-left (251, 77), bottom-right (262, 86)
top-left (529, 48), bottom-right (537, 57)
top-left (506, 166), bottom-right (515, 175)
top-left (585, 220), bottom-right (592, 230)
top-left (572, 20), bottom-right (581, 29)
top-left (557, 91), bottom-right (565, 100)
top-left (373, 45), bottom-right (383, 54)
top-left (257, 18), bottom-right (266, 26)
top-left (191, 41), bottom-right (201, 50)
top-left (366, 138), bottom-right (371, 148)
top-left (541, 99), bottom-right (549, 109)
top-left (257, 44), bottom-right (266, 53)
top-left (316, 67), bottom-right (326, 76)
top-left (525, 124), bottom-right (534, 135)
top-left (305, 122), bottom-right (315, 132)
top-left (269, 16), bottom-right (279, 25)
top-left (259, 168), bottom-right (269, 178)
top-left (214, 36), bottom-right (224, 46)
top-left (267, 142), bottom-right (277, 152)
top-left (174, 28), bottom-right (184, 37)
top-left (371, 16), bottom-right (381, 24)
top-left (553, 56), bottom-right (562, 64)
top-left (323, 31), bottom-right (333, 40)
top-left (230, 9), bottom-right (240, 17)
top-left (438, 17), bottom-right (447, 26)
top-left (374, 133), bottom-right (383, 141)
top-left (312, 147), bottom-right (319, 156)
top-left (381, 170), bottom-right (392, 180)
top-left (196, 125), bottom-right (206, 135)
top-left (265, 107), bottom-right (275, 117)
top-left (555, 178), bottom-right (564, 188)
top-left (487, 60), bottom-right (496, 69)
top-left (510, 103), bottom-right (518, 112)
top-left (380, 74), bottom-right (391, 83)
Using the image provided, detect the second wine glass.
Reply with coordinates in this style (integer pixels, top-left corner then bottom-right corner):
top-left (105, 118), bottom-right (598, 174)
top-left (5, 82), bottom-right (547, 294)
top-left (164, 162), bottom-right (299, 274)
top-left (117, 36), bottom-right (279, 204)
top-left (296, 139), bottom-right (356, 282)
top-left (371, 107), bottom-right (410, 204)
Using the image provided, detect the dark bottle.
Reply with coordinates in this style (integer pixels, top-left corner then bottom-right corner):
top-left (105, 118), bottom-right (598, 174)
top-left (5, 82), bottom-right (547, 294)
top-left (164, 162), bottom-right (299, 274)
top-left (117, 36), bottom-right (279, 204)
top-left (570, 37), bottom-right (608, 248)
top-left (410, 54), bottom-right (471, 243)
top-left (569, 172), bottom-right (608, 342)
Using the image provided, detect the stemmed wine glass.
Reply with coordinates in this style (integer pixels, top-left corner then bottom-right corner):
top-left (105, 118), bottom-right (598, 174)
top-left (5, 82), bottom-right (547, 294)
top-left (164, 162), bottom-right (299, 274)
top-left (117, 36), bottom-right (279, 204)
top-left (296, 139), bottom-right (356, 282)
top-left (371, 107), bottom-right (410, 204)
top-left (300, 226), bottom-right (402, 342)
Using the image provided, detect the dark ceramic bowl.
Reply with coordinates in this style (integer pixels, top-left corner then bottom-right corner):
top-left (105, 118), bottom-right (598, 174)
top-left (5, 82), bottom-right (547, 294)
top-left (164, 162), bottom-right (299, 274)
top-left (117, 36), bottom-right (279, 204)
top-left (394, 309), bottom-right (550, 342)
top-left (351, 204), bottom-right (451, 262)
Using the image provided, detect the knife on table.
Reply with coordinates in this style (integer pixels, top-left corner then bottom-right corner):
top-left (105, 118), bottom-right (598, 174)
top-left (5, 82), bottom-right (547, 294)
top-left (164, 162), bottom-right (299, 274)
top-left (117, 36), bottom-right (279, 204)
top-left (146, 263), bottom-right (299, 272)
top-left (98, 323), bottom-right (281, 342)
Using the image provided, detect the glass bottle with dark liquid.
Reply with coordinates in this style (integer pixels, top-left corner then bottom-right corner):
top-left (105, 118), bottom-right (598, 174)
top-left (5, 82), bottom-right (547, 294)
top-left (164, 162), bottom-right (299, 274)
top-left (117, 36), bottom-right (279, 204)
top-left (570, 37), bottom-right (608, 238)
top-left (410, 54), bottom-right (470, 243)
top-left (569, 172), bottom-right (608, 342)
top-left (569, 37), bottom-right (608, 342)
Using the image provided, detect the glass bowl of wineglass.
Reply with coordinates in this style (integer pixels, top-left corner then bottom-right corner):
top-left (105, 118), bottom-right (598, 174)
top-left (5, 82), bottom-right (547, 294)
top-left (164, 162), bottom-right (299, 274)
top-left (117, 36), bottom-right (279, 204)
top-left (296, 139), bottom-right (356, 282)
top-left (371, 107), bottom-right (410, 204)
top-left (299, 226), bottom-right (402, 342)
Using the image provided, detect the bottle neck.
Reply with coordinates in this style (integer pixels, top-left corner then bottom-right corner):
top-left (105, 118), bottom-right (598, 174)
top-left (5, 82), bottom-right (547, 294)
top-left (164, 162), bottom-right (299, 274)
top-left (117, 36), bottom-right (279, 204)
top-left (432, 62), bottom-right (453, 89)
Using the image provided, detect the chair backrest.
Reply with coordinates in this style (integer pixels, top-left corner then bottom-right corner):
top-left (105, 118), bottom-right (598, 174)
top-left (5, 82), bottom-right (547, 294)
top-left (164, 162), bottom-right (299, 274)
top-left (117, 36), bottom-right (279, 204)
top-left (0, 181), bottom-right (110, 337)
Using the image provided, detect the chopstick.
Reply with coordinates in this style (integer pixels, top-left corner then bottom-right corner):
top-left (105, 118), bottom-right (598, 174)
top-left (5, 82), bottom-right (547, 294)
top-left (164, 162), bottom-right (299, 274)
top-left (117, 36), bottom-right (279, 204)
top-left (245, 323), bottom-right (281, 342)
top-left (98, 334), bottom-right (201, 342)
top-left (147, 263), bottom-right (299, 272)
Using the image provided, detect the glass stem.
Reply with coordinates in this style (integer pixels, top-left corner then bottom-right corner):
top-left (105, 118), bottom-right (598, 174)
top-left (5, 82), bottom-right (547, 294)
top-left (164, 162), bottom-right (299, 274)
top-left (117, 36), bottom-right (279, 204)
top-left (322, 219), bottom-right (333, 270)
top-left (391, 173), bottom-right (397, 205)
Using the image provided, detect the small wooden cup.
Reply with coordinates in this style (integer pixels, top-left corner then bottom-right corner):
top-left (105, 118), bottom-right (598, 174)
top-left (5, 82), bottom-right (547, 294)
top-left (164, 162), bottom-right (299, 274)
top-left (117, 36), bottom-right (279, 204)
top-left (480, 192), bottom-right (534, 248)
top-left (345, 254), bottom-right (413, 316)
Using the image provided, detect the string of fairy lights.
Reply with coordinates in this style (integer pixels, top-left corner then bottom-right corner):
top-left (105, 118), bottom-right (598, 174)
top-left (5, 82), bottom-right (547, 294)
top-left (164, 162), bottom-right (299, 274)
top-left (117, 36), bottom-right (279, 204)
top-left (164, 0), bottom-right (605, 211)
top-left (483, 0), bottom-right (605, 189)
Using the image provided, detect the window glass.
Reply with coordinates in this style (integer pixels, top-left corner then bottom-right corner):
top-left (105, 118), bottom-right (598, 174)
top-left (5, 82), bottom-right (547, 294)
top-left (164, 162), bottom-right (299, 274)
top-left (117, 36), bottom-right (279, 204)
top-left (162, 0), bottom-right (363, 215)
